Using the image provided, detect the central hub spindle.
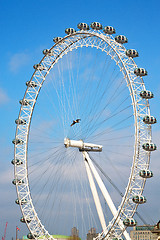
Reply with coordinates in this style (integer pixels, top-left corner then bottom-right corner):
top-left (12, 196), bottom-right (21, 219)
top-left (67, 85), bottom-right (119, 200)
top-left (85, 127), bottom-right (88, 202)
top-left (64, 138), bottom-right (102, 152)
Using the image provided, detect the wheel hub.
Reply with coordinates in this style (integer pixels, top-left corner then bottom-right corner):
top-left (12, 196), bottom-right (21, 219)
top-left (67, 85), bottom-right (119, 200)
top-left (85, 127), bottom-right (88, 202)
top-left (64, 138), bottom-right (102, 152)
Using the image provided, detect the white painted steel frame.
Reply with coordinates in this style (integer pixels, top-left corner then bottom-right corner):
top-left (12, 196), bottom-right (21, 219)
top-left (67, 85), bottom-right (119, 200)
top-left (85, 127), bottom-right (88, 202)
top-left (83, 151), bottom-right (131, 240)
top-left (13, 29), bottom-right (152, 239)
top-left (84, 157), bottom-right (107, 232)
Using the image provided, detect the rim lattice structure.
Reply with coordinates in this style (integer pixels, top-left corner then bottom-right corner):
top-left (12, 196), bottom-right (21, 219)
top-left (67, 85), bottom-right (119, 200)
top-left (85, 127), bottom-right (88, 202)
top-left (13, 27), bottom-right (152, 240)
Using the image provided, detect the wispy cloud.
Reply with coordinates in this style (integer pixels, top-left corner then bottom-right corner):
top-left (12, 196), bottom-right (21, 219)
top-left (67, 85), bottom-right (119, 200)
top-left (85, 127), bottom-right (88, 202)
top-left (9, 52), bottom-right (30, 73)
top-left (0, 168), bottom-right (13, 185)
top-left (0, 88), bottom-right (9, 105)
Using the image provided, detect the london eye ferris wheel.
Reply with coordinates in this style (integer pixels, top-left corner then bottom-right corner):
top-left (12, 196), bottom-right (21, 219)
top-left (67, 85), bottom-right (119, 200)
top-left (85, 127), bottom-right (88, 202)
top-left (12, 22), bottom-right (157, 240)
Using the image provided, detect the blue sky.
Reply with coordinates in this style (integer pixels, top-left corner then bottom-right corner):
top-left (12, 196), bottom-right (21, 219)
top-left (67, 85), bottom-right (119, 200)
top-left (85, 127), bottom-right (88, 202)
top-left (0, 0), bottom-right (160, 239)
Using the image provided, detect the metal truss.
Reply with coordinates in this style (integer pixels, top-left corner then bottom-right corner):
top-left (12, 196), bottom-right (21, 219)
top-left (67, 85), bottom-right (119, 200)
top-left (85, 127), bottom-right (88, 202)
top-left (13, 29), bottom-right (153, 239)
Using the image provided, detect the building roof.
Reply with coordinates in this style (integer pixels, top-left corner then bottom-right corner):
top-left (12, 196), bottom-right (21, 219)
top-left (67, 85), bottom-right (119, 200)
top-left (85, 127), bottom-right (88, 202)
top-left (133, 225), bottom-right (155, 231)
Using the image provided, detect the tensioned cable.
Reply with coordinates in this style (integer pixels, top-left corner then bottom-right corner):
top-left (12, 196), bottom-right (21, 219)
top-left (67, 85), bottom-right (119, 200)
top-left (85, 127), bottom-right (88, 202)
top-left (80, 55), bottom-right (112, 120)
top-left (46, 150), bottom-right (76, 228)
top-left (34, 148), bottom-right (76, 221)
top-left (70, 59), bottom-right (131, 139)
top-left (81, 75), bottom-right (129, 132)
top-left (89, 114), bottom-right (133, 141)
top-left (56, 56), bottom-right (78, 137)
top-left (83, 67), bottom-right (122, 130)
top-left (29, 122), bottom-right (63, 141)
top-left (79, 60), bottom-right (120, 133)
top-left (28, 145), bottom-right (63, 163)
top-left (84, 100), bottom-right (132, 140)
top-left (73, 86), bottom-right (131, 140)
top-left (29, 146), bottom-right (66, 191)
top-left (39, 78), bottom-right (65, 133)
top-left (89, 155), bottom-right (151, 226)
top-left (47, 148), bottom-right (99, 236)
top-left (66, 50), bottom-right (79, 122)
top-left (99, 135), bottom-right (134, 142)
top-left (101, 150), bottom-right (129, 186)
top-left (77, 46), bottom-right (101, 115)
top-left (34, 40), bottom-right (132, 147)
top-left (40, 148), bottom-right (76, 228)
top-left (84, 81), bottom-right (127, 129)
top-left (90, 155), bottom-right (124, 197)
top-left (102, 149), bottom-right (132, 158)
top-left (80, 63), bottom-right (122, 124)
top-left (65, 150), bottom-right (99, 235)
top-left (74, 97), bottom-right (132, 141)
top-left (44, 64), bottom-right (75, 137)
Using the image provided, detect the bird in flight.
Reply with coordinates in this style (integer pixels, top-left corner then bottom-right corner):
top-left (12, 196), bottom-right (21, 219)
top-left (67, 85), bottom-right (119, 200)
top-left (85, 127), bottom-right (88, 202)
top-left (70, 119), bottom-right (81, 127)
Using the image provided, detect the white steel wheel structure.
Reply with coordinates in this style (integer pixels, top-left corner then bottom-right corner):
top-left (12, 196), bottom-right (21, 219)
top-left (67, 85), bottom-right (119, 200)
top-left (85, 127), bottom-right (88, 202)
top-left (12, 22), bottom-right (156, 240)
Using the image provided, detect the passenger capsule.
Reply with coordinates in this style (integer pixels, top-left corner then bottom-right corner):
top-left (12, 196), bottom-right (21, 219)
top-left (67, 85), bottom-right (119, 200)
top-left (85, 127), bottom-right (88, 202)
top-left (12, 179), bottom-right (24, 185)
top-left (65, 28), bottom-right (76, 35)
top-left (33, 64), bottom-right (45, 71)
top-left (27, 233), bottom-right (34, 239)
top-left (142, 143), bottom-right (157, 151)
top-left (43, 49), bottom-right (54, 55)
top-left (103, 26), bottom-right (115, 34)
top-left (126, 49), bottom-right (139, 58)
top-left (19, 99), bottom-right (31, 106)
top-left (27, 233), bottom-right (38, 239)
top-left (140, 90), bottom-right (154, 99)
top-left (26, 81), bottom-right (38, 88)
top-left (12, 139), bottom-right (24, 145)
top-left (115, 35), bottom-right (128, 44)
top-left (90, 22), bottom-right (102, 30)
top-left (53, 37), bottom-right (63, 43)
top-left (15, 198), bottom-right (27, 205)
top-left (11, 159), bottom-right (23, 165)
top-left (42, 49), bottom-right (54, 56)
top-left (134, 68), bottom-right (147, 76)
top-left (112, 238), bottom-right (122, 240)
top-left (132, 195), bottom-right (146, 204)
top-left (123, 218), bottom-right (137, 227)
top-left (15, 118), bottom-right (26, 125)
top-left (43, 49), bottom-right (49, 55)
top-left (139, 169), bottom-right (153, 178)
top-left (143, 115), bottom-right (157, 124)
top-left (20, 217), bottom-right (31, 223)
top-left (77, 23), bottom-right (89, 30)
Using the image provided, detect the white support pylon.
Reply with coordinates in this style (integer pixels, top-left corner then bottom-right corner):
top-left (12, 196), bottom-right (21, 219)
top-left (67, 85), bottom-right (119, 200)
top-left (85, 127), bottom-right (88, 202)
top-left (84, 158), bottom-right (107, 232)
top-left (83, 151), bottom-right (131, 240)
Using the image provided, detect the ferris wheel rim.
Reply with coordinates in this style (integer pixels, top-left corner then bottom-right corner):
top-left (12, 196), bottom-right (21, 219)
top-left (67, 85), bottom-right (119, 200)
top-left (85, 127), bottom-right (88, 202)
top-left (13, 28), bottom-right (152, 239)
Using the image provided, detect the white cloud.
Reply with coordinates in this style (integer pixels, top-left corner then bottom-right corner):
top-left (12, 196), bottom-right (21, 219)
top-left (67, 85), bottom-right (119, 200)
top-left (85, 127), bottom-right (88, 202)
top-left (0, 168), bottom-right (13, 185)
top-left (9, 52), bottom-right (30, 73)
top-left (0, 88), bottom-right (9, 105)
